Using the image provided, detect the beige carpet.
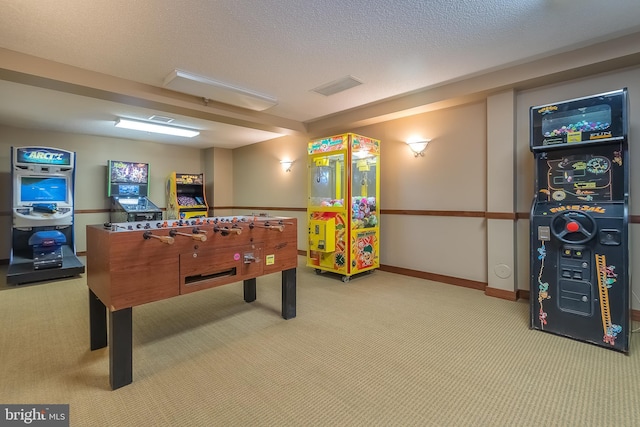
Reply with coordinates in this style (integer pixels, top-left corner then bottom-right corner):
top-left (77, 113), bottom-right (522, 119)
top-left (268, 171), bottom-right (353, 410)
top-left (1, 257), bottom-right (639, 426)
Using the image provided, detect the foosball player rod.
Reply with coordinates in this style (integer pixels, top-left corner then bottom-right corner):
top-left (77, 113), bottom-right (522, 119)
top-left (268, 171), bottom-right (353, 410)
top-left (214, 226), bottom-right (242, 235)
top-left (142, 231), bottom-right (175, 244)
top-left (104, 222), bottom-right (128, 231)
top-left (250, 223), bottom-right (284, 232)
top-left (169, 229), bottom-right (207, 242)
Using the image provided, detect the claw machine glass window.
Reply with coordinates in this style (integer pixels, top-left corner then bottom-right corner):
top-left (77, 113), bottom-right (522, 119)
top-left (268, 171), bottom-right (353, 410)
top-left (309, 153), bottom-right (345, 208)
top-left (351, 151), bottom-right (378, 230)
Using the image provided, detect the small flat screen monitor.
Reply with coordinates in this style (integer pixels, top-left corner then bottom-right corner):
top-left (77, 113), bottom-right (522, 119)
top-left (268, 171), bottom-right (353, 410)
top-left (109, 160), bottom-right (149, 184)
top-left (108, 160), bottom-right (149, 197)
top-left (118, 184), bottom-right (140, 196)
top-left (21, 176), bottom-right (68, 203)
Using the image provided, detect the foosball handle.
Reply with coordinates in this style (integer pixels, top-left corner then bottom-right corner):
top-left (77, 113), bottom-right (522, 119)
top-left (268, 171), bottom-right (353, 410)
top-left (143, 231), bottom-right (175, 245)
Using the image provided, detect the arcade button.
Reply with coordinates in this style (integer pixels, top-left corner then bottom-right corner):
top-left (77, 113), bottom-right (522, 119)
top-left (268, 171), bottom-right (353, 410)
top-left (566, 221), bottom-right (580, 233)
top-left (573, 250), bottom-right (583, 258)
top-left (562, 248), bottom-right (572, 257)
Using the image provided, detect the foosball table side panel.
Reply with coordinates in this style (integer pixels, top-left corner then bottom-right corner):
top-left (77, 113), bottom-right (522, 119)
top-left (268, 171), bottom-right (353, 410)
top-left (86, 225), bottom-right (114, 308)
top-left (107, 230), bottom-right (181, 310)
top-left (262, 222), bottom-right (298, 275)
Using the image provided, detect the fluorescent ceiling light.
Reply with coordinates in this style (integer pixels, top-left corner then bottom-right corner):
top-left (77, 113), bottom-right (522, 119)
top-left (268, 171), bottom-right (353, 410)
top-left (163, 69), bottom-right (278, 111)
top-left (115, 118), bottom-right (200, 138)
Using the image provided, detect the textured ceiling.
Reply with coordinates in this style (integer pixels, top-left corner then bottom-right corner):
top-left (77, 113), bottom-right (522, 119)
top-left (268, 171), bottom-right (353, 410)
top-left (1, 0), bottom-right (640, 148)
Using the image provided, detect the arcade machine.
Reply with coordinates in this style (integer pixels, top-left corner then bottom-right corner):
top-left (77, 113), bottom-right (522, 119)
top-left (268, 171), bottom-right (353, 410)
top-left (529, 88), bottom-right (630, 352)
top-left (7, 146), bottom-right (85, 285)
top-left (107, 160), bottom-right (162, 223)
top-left (166, 172), bottom-right (209, 219)
top-left (307, 133), bottom-right (380, 282)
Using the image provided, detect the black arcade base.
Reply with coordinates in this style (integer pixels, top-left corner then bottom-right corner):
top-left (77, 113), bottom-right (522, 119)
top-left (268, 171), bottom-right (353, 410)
top-left (6, 245), bottom-right (85, 285)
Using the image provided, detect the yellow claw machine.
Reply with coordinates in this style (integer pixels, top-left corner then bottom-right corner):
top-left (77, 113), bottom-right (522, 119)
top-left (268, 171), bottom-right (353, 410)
top-left (307, 133), bottom-right (380, 282)
top-left (166, 172), bottom-right (209, 219)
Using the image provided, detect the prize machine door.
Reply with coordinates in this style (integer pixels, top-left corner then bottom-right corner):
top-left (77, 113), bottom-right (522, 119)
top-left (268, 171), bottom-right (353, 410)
top-left (7, 146), bottom-right (85, 285)
top-left (349, 134), bottom-right (380, 275)
top-left (108, 160), bottom-right (162, 222)
top-left (166, 172), bottom-right (209, 220)
top-left (307, 148), bottom-right (346, 275)
top-left (529, 89), bottom-right (629, 352)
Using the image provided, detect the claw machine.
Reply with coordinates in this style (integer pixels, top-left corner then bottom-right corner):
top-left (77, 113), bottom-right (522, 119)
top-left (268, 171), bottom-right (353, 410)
top-left (307, 133), bottom-right (380, 282)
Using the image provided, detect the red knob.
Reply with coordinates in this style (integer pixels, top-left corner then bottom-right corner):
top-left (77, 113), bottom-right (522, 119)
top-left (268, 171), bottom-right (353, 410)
top-left (566, 221), bottom-right (580, 233)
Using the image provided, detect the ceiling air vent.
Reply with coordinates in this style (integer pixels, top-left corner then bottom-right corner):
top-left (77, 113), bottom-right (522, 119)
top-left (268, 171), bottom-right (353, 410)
top-left (311, 75), bottom-right (363, 97)
top-left (148, 115), bottom-right (175, 123)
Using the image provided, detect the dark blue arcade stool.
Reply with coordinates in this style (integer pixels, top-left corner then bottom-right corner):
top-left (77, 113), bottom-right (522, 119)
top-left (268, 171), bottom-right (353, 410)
top-left (28, 230), bottom-right (66, 270)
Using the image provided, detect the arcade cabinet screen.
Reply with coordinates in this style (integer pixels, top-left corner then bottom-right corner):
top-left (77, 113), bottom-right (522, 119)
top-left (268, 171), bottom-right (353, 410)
top-left (118, 184), bottom-right (140, 196)
top-left (20, 177), bottom-right (68, 203)
top-left (109, 161), bottom-right (149, 184)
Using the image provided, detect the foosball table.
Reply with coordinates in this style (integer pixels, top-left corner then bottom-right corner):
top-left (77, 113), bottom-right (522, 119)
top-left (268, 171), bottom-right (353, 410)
top-left (86, 215), bottom-right (298, 389)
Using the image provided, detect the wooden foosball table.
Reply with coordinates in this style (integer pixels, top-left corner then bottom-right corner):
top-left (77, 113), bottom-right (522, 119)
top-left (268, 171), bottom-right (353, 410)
top-left (86, 215), bottom-right (297, 389)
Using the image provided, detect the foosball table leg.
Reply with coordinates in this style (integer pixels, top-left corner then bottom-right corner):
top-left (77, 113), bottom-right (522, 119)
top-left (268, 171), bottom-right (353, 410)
top-left (89, 290), bottom-right (107, 350)
top-left (243, 278), bottom-right (257, 302)
top-left (281, 268), bottom-right (296, 320)
top-left (109, 308), bottom-right (132, 390)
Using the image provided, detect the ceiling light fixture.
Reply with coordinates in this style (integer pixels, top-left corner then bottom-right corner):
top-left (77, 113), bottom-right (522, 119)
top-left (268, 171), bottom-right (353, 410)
top-left (163, 69), bottom-right (278, 111)
top-left (115, 118), bottom-right (200, 138)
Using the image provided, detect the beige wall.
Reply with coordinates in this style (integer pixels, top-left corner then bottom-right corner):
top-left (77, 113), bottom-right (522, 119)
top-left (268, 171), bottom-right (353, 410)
top-left (0, 126), bottom-right (203, 254)
top-left (232, 134), bottom-right (308, 249)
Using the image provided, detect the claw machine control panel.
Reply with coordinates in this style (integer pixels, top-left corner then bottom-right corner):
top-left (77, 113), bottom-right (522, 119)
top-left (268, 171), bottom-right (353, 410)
top-left (307, 133), bottom-right (380, 281)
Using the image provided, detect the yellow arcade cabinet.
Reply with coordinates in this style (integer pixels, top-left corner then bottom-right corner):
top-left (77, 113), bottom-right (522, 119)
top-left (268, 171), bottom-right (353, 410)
top-left (307, 133), bottom-right (380, 282)
top-left (166, 172), bottom-right (209, 219)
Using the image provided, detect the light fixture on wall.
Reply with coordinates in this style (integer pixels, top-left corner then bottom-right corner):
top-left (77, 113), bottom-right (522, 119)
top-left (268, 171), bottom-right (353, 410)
top-left (163, 69), bottom-right (278, 111)
top-left (115, 118), bottom-right (200, 138)
top-left (406, 136), bottom-right (431, 157)
top-left (280, 160), bottom-right (293, 172)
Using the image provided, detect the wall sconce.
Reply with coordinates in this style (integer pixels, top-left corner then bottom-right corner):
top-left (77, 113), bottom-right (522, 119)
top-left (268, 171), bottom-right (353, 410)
top-left (406, 137), bottom-right (431, 157)
top-left (280, 160), bottom-right (293, 172)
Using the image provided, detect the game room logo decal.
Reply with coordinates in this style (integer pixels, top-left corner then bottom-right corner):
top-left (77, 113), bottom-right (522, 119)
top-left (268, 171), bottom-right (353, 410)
top-left (1, 404), bottom-right (68, 426)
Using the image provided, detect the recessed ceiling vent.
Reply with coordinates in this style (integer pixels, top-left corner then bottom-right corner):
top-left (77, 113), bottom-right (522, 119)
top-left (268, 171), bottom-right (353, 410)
top-left (163, 69), bottom-right (278, 111)
top-left (311, 75), bottom-right (363, 97)
top-left (148, 115), bottom-right (175, 123)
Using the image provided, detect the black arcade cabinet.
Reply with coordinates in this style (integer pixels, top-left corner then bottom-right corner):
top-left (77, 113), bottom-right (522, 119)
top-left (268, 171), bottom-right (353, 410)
top-left (529, 89), bottom-right (630, 352)
top-left (108, 160), bottom-right (162, 222)
top-left (7, 146), bottom-right (85, 285)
